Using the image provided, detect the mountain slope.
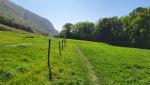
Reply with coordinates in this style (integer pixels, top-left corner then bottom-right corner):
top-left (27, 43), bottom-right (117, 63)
top-left (0, 0), bottom-right (58, 35)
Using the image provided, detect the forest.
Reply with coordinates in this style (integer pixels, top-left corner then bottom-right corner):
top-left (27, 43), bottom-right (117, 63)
top-left (60, 7), bottom-right (150, 49)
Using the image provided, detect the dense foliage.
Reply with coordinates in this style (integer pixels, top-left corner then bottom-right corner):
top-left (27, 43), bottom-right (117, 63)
top-left (60, 7), bottom-right (150, 49)
top-left (0, 15), bottom-right (33, 32)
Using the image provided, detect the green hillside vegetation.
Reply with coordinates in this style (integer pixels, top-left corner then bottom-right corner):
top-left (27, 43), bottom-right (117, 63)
top-left (0, 15), bottom-right (33, 33)
top-left (0, 31), bottom-right (91, 85)
top-left (0, 30), bottom-right (150, 85)
top-left (61, 7), bottom-right (150, 49)
top-left (0, 24), bottom-right (26, 33)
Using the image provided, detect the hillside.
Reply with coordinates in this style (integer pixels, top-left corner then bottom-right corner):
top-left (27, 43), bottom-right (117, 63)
top-left (0, 0), bottom-right (58, 35)
top-left (0, 30), bottom-right (150, 85)
top-left (0, 24), bottom-right (26, 33)
top-left (0, 31), bottom-right (91, 85)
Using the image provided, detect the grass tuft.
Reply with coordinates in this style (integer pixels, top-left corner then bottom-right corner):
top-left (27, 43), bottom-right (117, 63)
top-left (0, 69), bottom-right (15, 82)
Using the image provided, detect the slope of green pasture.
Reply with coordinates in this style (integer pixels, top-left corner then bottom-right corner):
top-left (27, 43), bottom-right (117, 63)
top-left (75, 40), bottom-right (150, 85)
top-left (0, 24), bottom-right (26, 33)
top-left (1, 31), bottom-right (150, 85)
top-left (0, 31), bottom-right (90, 85)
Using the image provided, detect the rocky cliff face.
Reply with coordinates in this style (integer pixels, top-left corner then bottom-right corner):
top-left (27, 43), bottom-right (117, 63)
top-left (0, 0), bottom-right (58, 35)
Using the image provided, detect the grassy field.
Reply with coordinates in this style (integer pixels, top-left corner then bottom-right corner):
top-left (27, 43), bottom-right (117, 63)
top-left (0, 31), bottom-right (91, 85)
top-left (75, 40), bottom-right (150, 85)
top-left (0, 30), bottom-right (150, 85)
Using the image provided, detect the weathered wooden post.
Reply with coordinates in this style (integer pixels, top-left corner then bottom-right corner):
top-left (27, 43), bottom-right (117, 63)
top-left (62, 39), bottom-right (64, 50)
top-left (59, 41), bottom-right (62, 56)
top-left (47, 38), bottom-right (52, 80)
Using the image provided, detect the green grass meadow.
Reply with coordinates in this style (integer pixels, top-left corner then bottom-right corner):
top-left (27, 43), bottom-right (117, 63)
top-left (75, 40), bottom-right (150, 85)
top-left (0, 30), bottom-right (150, 85)
top-left (0, 31), bottom-right (90, 85)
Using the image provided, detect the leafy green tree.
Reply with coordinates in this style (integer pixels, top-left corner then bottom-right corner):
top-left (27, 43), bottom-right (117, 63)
top-left (127, 7), bottom-right (150, 47)
top-left (95, 17), bottom-right (122, 44)
top-left (62, 23), bottom-right (73, 38)
top-left (73, 22), bottom-right (95, 40)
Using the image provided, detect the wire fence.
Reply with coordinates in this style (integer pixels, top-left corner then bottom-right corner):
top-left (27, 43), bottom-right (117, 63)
top-left (47, 38), bottom-right (67, 80)
top-left (0, 38), bottom-right (66, 80)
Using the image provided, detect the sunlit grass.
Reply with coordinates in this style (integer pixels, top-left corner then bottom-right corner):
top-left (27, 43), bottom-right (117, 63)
top-left (75, 40), bottom-right (150, 85)
top-left (0, 31), bottom-right (90, 85)
top-left (1, 30), bottom-right (150, 85)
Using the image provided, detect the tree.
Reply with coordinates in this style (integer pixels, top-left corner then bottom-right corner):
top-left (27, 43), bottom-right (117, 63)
top-left (62, 23), bottom-right (73, 38)
top-left (73, 22), bottom-right (95, 40)
top-left (127, 7), bottom-right (150, 47)
top-left (95, 17), bottom-right (122, 44)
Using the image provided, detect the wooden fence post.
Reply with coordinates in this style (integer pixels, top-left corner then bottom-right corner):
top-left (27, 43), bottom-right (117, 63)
top-left (62, 40), bottom-right (64, 50)
top-left (47, 38), bottom-right (52, 80)
top-left (59, 41), bottom-right (62, 56)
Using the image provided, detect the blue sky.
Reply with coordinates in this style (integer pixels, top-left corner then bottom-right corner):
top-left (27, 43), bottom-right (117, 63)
top-left (11, 0), bottom-right (150, 31)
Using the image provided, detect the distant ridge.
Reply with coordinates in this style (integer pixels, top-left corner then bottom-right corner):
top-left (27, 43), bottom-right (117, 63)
top-left (0, 0), bottom-right (58, 35)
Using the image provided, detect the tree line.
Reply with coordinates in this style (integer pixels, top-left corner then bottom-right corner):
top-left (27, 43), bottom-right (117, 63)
top-left (0, 14), bottom-right (33, 32)
top-left (60, 7), bottom-right (150, 49)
